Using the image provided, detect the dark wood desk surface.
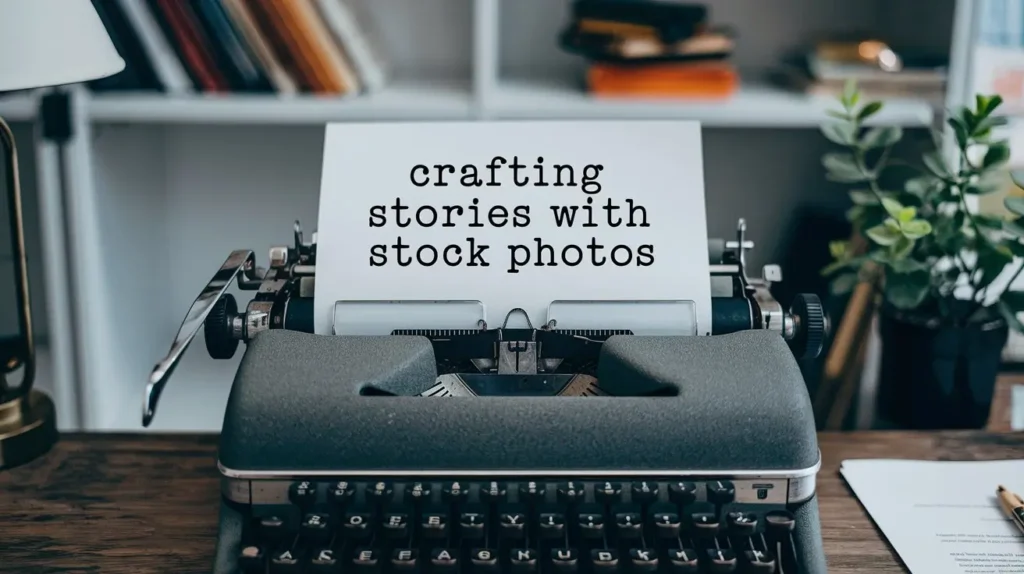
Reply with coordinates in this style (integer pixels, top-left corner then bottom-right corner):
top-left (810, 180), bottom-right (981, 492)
top-left (1, 431), bottom-right (1023, 573)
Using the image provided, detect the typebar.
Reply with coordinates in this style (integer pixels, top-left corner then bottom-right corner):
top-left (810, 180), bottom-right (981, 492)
top-left (227, 476), bottom-right (807, 573)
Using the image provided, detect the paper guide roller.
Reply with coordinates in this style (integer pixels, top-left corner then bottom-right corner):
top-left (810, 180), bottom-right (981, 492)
top-left (142, 218), bottom-right (827, 426)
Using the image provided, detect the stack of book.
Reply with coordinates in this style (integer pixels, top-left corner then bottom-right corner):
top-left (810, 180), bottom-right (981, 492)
top-left (89, 0), bottom-right (388, 96)
top-left (772, 40), bottom-right (947, 106)
top-left (559, 0), bottom-right (737, 99)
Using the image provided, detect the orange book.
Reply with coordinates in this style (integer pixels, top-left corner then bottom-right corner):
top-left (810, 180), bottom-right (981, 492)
top-left (587, 62), bottom-right (738, 98)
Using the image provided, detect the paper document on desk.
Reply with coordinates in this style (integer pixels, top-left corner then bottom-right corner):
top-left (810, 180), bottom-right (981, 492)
top-left (313, 121), bottom-right (712, 336)
top-left (841, 459), bottom-right (1024, 573)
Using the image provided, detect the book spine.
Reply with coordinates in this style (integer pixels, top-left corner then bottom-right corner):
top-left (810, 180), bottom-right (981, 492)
top-left (116, 0), bottom-right (194, 94)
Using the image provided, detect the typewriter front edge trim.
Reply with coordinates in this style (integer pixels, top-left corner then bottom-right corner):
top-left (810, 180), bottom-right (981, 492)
top-left (217, 456), bottom-right (822, 506)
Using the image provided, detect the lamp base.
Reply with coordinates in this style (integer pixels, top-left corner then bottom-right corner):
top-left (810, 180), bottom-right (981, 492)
top-left (0, 390), bottom-right (57, 470)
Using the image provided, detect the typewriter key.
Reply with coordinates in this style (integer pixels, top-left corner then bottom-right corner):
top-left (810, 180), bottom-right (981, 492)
top-left (556, 481), bottom-right (583, 504)
top-left (577, 510), bottom-right (604, 538)
top-left (499, 511), bottom-right (527, 538)
top-left (706, 480), bottom-right (736, 505)
top-left (630, 481), bottom-right (658, 503)
top-left (470, 548), bottom-right (499, 572)
top-left (510, 548), bottom-right (538, 573)
top-left (628, 548), bottom-right (658, 572)
top-left (669, 481), bottom-right (698, 505)
top-left (352, 548), bottom-right (379, 572)
top-left (288, 480), bottom-right (317, 507)
top-left (614, 511), bottom-right (642, 537)
top-left (308, 548), bottom-right (338, 573)
top-left (589, 549), bottom-right (618, 573)
top-left (550, 548), bottom-right (578, 573)
top-left (743, 549), bottom-right (777, 573)
top-left (685, 502), bottom-right (720, 535)
top-left (383, 512), bottom-right (410, 538)
top-left (480, 481), bottom-right (507, 503)
top-left (726, 511), bottom-right (759, 534)
top-left (668, 548), bottom-right (699, 573)
top-left (368, 481), bottom-right (394, 502)
top-left (405, 482), bottom-right (431, 503)
top-left (328, 481), bottom-right (354, 506)
top-left (706, 548), bottom-right (737, 572)
top-left (421, 512), bottom-right (448, 538)
top-left (237, 545), bottom-right (265, 573)
top-left (538, 512), bottom-right (566, 538)
top-left (391, 549), bottom-right (418, 570)
top-left (442, 481), bottom-right (469, 502)
top-left (460, 512), bottom-right (486, 538)
top-left (300, 512), bottom-right (332, 540)
top-left (652, 510), bottom-right (682, 538)
top-left (270, 548), bottom-right (301, 572)
top-left (595, 482), bottom-right (621, 502)
top-left (764, 510), bottom-right (796, 533)
top-left (430, 548), bottom-right (459, 571)
top-left (518, 481), bottom-right (545, 502)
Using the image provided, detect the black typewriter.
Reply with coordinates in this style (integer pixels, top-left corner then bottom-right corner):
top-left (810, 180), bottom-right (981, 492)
top-left (144, 219), bottom-right (829, 574)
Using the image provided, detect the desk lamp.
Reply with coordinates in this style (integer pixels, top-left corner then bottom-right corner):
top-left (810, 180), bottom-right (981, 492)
top-left (0, 0), bottom-right (123, 469)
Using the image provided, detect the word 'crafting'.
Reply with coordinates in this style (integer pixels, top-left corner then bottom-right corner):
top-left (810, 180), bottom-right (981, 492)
top-left (365, 156), bottom-right (656, 274)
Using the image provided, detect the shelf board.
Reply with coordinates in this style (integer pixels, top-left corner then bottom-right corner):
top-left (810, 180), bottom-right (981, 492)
top-left (88, 79), bottom-right (474, 124)
top-left (0, 93), bottom-right (38, 122)
top-left (489, 77), bottom-right (937, 127)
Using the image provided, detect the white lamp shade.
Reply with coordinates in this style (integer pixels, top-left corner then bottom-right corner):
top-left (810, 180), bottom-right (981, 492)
top-left (0, 0), bottom-right (125, 91)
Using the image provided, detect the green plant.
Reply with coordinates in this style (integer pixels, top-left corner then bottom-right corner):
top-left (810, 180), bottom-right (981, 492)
top-left (821, 81), bottom-right (1024, 330)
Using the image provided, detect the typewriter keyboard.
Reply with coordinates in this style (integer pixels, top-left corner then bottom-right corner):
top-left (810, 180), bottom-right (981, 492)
top-left (229, 477), bottom-right (809, 573)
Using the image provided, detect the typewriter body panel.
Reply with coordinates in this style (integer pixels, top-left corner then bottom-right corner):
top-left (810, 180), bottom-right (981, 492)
top-left (147, 220), bottom-right (830, 574)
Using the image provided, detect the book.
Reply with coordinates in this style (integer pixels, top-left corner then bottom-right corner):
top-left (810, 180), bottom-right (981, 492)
top-left (87, 0), bottom-right (387, 96)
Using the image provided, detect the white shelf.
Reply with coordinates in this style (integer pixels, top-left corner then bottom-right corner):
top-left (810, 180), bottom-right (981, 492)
top-left (88, 78), bottom-right (474, 124)
top-left (0, 93), bottom-right (38, 122)
top-left (488, 77), bottom-right (937, 127)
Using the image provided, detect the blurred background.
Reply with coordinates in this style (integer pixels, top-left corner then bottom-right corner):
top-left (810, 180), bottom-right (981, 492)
top-left (2, 0), bottom-right (1022, 434)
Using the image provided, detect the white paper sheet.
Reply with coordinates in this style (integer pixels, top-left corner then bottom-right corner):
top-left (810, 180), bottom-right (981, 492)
top-left (841, 459), bottom-right (1024, 573)
top-left (314, 120), bottom-right (712, 336)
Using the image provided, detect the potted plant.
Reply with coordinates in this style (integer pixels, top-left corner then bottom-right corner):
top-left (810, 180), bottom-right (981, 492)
top-left (820, 82), bottom-right (1024, 429)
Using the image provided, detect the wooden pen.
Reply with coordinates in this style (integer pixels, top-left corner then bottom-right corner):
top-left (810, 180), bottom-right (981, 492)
top-left (997, 485), bottom-right (1024, 536)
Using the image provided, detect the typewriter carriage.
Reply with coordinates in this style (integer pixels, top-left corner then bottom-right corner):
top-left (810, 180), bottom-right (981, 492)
top-left (143, 218), bottom-right (828, 426)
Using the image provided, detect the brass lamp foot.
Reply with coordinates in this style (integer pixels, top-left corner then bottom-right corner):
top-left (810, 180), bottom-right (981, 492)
top-left (0, 390), bottom-right (57, 470)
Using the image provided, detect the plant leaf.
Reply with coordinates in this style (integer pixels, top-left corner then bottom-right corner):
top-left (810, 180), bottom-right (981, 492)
top-left (885, 269), bottom-right (931, 309)
top-left (890, 235), bottom-right (915, 259)
top-left (866, 222), bottom-right (901, 246)
top-left (849, 189), bottom-right (879, 205)
top-left (861, 126), bottom-right (903, 149)
top-left (842, 79), bottom-right (859, 110)
top-left (923, 151), bottom-right (950, 178)
top-left (999, 300), bottom-right (1024, 332)
top-left (826, 109), bottom-right (851, 120)
top-left (1006, 196), bottom-right (1024, 217)
top-left (829, 240), bottom-right (847, 258)
top-left (984, 141), bottom-right (1011, 168)
top-left (905, 175), bottom-right (938, 198)
top-left (901, 219), bottom-right (932, 239)
top-left (948, 117), bottom-right (968, 150)
top-left (821, 122), bottom-right (857, 146)
top-left (897, 206), bottom-right (917, 222)
top-left (881, 197), bottom-right (904, 218)
top-left (823, 152), bottom-right (867, 182)
top-left (857, 101), bottom-right (883, 121)
top-left (1005, 218), bottom-right (1024, 237)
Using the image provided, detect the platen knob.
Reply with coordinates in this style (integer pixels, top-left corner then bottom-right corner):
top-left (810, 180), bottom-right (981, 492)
top-left (204, 294), bottom-right (240, 360)
top-left (788, 293), bottom-right (827, 360)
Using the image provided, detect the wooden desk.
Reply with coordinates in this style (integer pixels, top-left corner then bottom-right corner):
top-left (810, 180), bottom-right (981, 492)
top-left (1, 431), bottom-right (1022, 573)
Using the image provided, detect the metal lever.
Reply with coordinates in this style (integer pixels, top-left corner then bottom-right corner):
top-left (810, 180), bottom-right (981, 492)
top-left (143, 250), bottom-right (260, 427)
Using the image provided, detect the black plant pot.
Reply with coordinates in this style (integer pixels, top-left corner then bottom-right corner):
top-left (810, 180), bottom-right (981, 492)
top-left (877, 307), bottom-right (1008, 429)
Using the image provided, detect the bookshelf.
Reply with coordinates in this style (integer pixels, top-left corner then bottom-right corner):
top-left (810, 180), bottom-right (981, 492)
top-left (0, 0), bottom-right (975, 432)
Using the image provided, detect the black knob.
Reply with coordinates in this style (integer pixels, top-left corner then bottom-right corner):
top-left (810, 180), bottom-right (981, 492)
top-left (764, 510), bottom-right (796, 534)
top-left (205, 294), bottom-right (239, 360)
top-left (788, 293), bottom-right (826, 360)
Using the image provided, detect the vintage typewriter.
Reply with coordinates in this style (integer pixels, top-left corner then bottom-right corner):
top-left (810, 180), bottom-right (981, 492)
top-left (144, 218), bottom-right (829, 574)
